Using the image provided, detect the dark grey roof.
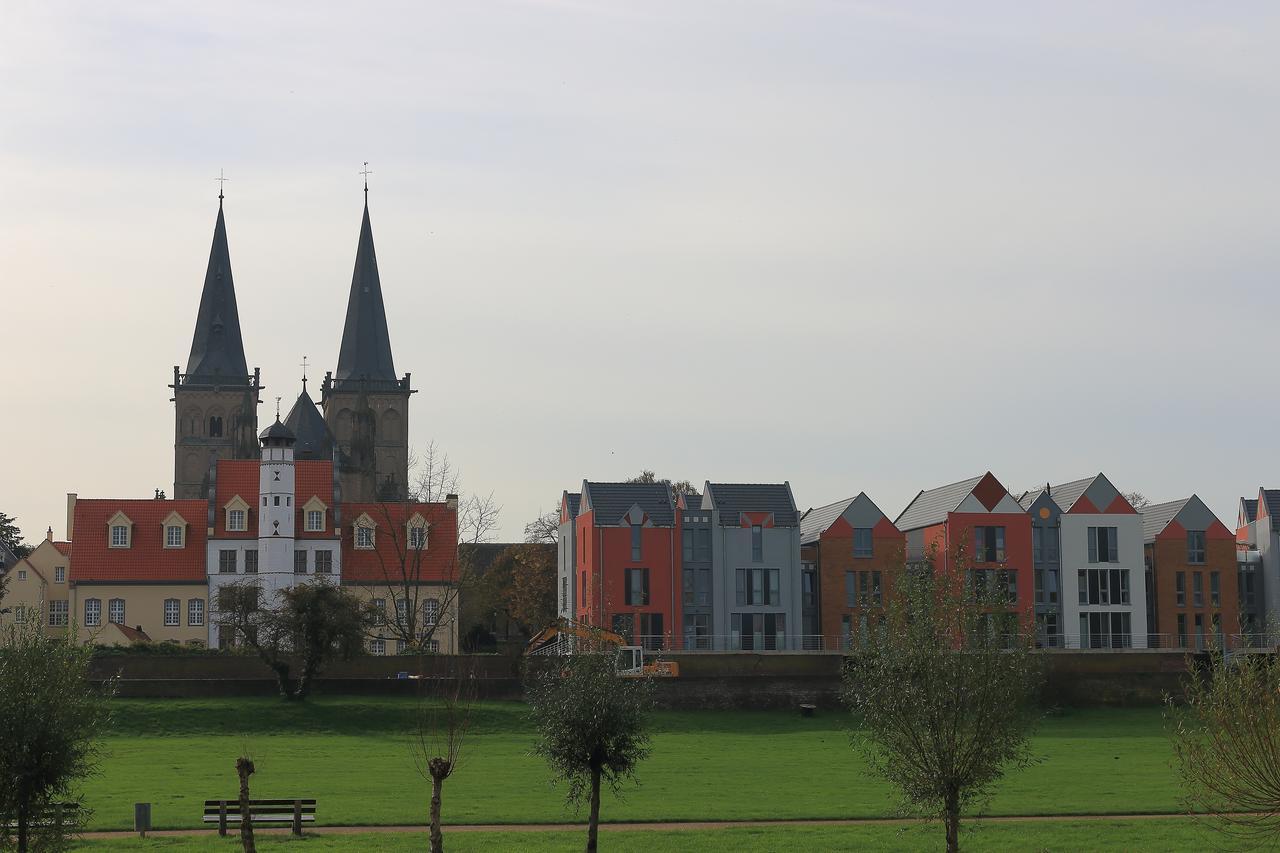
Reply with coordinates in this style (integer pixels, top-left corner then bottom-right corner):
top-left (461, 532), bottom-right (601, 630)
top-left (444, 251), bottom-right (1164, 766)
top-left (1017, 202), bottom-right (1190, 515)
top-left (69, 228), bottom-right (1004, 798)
top-left (335, 200), bottom-right (397, 382)
top-left (706, 483), bottom-right (798, 526)
top-left (1017, 488), bottom-right (1045, 511)
top-left (582, 482), bottom-right (675, 526)
top-left (895, 475), bottom-right (984, 531)
top-left (184, 202), bottom-right (250, 382)
top-left (0, 541), bottom-right (19, 571)
top-left (564, 492), bottom-right (581, 518)
top-left (1141, 498), bottom-right (1191, 542)
top-left (800, 497), bottom-right (856, 545)
top-left (1263, 490), bottom-right (1280, 522)
top-left (284, 387), bottom-right (334, 461)
top-left (1243, 498), bottom-right (1259, 524)
top-left (258, 418), bottom-right (296, 442)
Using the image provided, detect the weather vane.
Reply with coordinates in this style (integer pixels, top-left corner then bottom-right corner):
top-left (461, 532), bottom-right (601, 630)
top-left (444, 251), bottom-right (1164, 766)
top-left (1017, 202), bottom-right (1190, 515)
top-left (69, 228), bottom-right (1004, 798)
top-left (300, 355), bottom-right (309, 391)
top-left (360, 161), bottom-right (372, 194)
top-left (275, 396), bottom-right (282, 420)
top-left (215, 168), bottom-right (229, 201)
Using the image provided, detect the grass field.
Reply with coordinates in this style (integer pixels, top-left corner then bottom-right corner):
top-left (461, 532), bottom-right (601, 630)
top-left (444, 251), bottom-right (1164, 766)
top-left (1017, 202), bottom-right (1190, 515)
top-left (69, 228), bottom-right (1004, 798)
top-left (79, 698), bottom-right (1184, 834)
top-left (73, 820), bottom-right (1228, 852)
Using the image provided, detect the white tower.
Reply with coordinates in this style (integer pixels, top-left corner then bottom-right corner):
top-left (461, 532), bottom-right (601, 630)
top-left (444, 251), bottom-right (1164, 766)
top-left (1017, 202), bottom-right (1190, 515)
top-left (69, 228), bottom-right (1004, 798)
top-left (258, 418), bottom-right (297, 595)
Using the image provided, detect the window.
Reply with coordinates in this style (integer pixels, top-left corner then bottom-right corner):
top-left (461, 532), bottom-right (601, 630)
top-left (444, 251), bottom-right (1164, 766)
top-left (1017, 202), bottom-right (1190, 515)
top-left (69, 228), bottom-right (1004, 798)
top-left (1175, 572), bottom-right (1186, 606)
top-left (1176, 613), bottom-right (1187, 648)
top-left (188, 598), bottom-right (205, 626)
top-left (369, 638), bottom-right (386, 655)
top-left (631, 523), bottom-right (642, 560)
top-left (682, 529), bottom-right (694, 561)
top-left (219, 550), bottom-right (237, 574)
top-left (396, 639), bottom-right (408, 654)
top-left (967, 569), bottom-right (1017, 604)
top-left (306, 510), bottom-right (324, 532)
top-left (372, 599), bottom-right (387, 625)
top-left (736, 567), bottom-right (780, 606)
top-left (1187, 530), bottom-right (1206, 564)
top-left (683, 614), bottom-right (710, 650)
top-left (356, 525), bottom-right (374, 549)
top-left (853, 528), bottom-right (874, 558)
top-left (802, 569), bottom-right (817, 609)
top-left (395, 598), bottom-right (408, 626)
top-left (751, 525), bottom-right (763, 562)
top-left (625, 568), bottom-right (650, 606)
top-left (561, 577), bottom-right (568, 612)
top-left (294, 550), bottom-right (308, 574)
top-left (244, 549), bottom-right (258, 574)
top-left (13, 605), bottom-right (26, 624)
top-left (108, 598), bottom-right (125, 624)
top-left (974, 526), bottom-right (1006, 562)
top-left (164, 598), bottom-right (180, 627)
top-left (84, 598), bottom-right (101, 627)
top-left (1079, 611), bottom-right (1132, 649)
top-left (580, 571), bottom-right (586, 605)
top-left (732, 612), bottom-right (786, 650)
top-left (17, 569), bottom-right (25, 580)
top-left (110, 525), bottom-right (129, 547)
top-left (408, 526), bottom-right (427, 550)
top-left (1193, 573), bottom-right (1203, 607)
top-left (611, 613), bottom-right (635, 643)
top-left (208, 415), bottom-right (223, 437)
top-left (845, 571), bottom-right (856, 608)
top-left (426, 640), bottom-right (440, 653)
top-left (315, 550), bottom-right (333, 575)
top-left (639, 613), bottom-right (664, 650)
top-left (857, 571), bottom-right (883, 607)
top-left (695, 528), bottom-right (710, 561)
top-left (1088, 527), bottom-right (1119, 563)
top-left (166, 525), bottom-right (184, 548)
top-left (1194, 613), bottom-right (1205, 650)
top-left (48, 600), bottom-right (68, 627)
top-left (1210, 571), bottom-right (1220, 607)
top-left (228, 509), bottom-right (247, 532)
top-left (54, 566), bottom-right (65, 583)
top-left (1077, 568), bottom-right (1130, 606)
top-left (423, 598), bottom-right (440, 626)
top-left (682, 566), bottom-right (711, 607)
top-left (274, 497), bottom-right (280, 507)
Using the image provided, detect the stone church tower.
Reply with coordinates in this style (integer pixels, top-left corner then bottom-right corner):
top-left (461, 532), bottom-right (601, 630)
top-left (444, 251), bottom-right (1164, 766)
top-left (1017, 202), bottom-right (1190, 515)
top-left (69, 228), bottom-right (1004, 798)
top-left (320, 192), bottom-right (413, 502)
top-left (171, 196), bottom-right (261, 499)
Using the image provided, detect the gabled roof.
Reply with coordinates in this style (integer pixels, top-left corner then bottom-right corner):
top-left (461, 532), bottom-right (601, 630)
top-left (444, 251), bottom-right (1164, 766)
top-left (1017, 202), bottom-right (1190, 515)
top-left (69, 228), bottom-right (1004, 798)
top-left (284, 387), bottom-right (334, 461)
top-left (580, 482), bottom-right (675, 526)
top-left (339, 501), bottom-right (458, 583)
top-left (1141, 498), bottom-right (1192, 542)
top-left (563, 492), bottom-right (581, 519)
top-left (335, 199), bottom-right (397, 382)
top-left (1242, 498), bottom-right (1259, 524)
top-left (705, 482), bottom-right (798, 526)
top-left (212, 461), bottom-right (259, 538)
top-left (70, 499), bottom-right (208, 583)
top-left (53, 541), bottom-right (72, 557)
top-left (1261, 489), bottom-right (1280, 522)
top-left (184, 202), bottom-right (250, 383)
top-left (800, 497), bottom-right (857, 545)
top-left (894, 475), bottom-right (985, 531)
top-left (1017, 474), bottom-right (1131, 515)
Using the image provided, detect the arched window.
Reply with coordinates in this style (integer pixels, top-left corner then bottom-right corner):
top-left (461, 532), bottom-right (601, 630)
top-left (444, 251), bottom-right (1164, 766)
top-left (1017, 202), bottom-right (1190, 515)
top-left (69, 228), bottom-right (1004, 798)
top-left (208, 416), bottom-right (224, 437)
top-left (164, 599), bottom-right (180, 627)
top-left (108, 598), bottom-right (126, 625)
top-left (84, 598), bottom-right (102, 627)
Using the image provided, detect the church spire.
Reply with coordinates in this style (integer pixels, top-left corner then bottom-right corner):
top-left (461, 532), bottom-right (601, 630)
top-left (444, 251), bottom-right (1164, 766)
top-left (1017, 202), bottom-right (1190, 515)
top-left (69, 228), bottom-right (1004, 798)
top-left (184, 199), bottom-right (249, 381)
top-left (334, 192), bottom-right (396, 382)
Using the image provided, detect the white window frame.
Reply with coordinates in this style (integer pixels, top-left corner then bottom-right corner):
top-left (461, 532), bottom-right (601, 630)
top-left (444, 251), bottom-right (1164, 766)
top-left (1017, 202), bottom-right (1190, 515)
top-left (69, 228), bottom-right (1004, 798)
top-left (306, 510), bottom-right (324, 532)
top-left (408, 526), bottom-right (427, 550)
top-left (48, 600), bottom-right (69, 627)
top-left (110, 525), bottom-right (129, 548)
top-left (356, 525), bottom-right (375, 549)
top-left (188, 598), bottom-right (205, 626)
top-left (17, 569), bottom-right (26, 580)
top-left (424, 598), bottom-right (440, 626)
top-left (369, 638), bottom-right (386, 656)
top-left (166, 525), bottom-right (184, 548)
top-left (108, 598), bottom-right (125, 625)
top-left (228, 509), bottom-right (247, 532)
top-left (163, 598), bottom-right (180, 627)
top-left (54, 566), bottom-right (66, 583)
top-left (85, 598), bottom-right (102, 627)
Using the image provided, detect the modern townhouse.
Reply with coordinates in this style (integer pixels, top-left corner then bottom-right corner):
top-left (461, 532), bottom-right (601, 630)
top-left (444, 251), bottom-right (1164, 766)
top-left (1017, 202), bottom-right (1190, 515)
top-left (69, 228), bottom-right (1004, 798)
top-left (555, 490), bottom-right (581, 621)
top-left (1234, 489), bottom-right (1275, 638)
top-left (1144, 496), bottom-right (1238, 649)
top-left (702, 482), bottom-right (803, 650)
top-left (574, 481), bottom-right (679, 650)
top-left (677, 491), bottom-right (714, 649)
top-left (1019, 474), bottom-right (1147, 649)
top-left (895, 472), bottom-right (1033, 622)
top-left (799, 493), bottom-right (904, 650)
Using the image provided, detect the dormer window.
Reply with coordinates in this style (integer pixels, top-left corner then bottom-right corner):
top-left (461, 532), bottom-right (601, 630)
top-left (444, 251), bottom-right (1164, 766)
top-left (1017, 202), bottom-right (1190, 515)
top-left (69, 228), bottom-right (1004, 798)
top-left (307, 511), bottom-right (323, 531)
top-left (163, 511), bottom-right (188, 549)
top-left (354, 514), bottom-right (376, 550)
top-left (229, 510), bottom-right (246, 531)
top-left (406, 513), bottom-right (428, 551)
top-left (224, 496), bottom-right (250, 533)
top-left (303, 496), bottom-right (329, 533)
top-left (108, 511), bottom-right (133, 548)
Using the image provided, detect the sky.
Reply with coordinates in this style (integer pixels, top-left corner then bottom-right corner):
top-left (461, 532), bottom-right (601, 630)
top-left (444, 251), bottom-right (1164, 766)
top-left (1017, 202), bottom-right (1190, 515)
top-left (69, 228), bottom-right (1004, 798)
top-left (2, 1), bottom-right (1278, 543)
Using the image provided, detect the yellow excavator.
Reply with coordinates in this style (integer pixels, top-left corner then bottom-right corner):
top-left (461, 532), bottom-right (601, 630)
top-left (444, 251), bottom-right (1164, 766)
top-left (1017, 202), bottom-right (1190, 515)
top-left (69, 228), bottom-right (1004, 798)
top-left (524, 619), bottom-right (679, 678)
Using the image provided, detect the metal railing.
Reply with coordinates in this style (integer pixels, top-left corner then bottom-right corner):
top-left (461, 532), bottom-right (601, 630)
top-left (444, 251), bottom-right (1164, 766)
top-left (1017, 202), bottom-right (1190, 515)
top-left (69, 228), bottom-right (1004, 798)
top-left (632, 634), bottom-right (833, 653)
top-left (606, 632), bottom-right (1255, 654)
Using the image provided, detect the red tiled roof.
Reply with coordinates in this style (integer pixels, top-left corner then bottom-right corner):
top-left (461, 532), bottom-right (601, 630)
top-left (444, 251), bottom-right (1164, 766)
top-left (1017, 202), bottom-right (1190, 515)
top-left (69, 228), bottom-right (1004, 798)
top-left (71, 499), bottom-right (207, 583)
top-left (340, 501), bottom-right (458, 584)
top-left (53, 541), bottom-right (72, 556)
top-left (213, 460), bottom-right (258, 539)
top-left (296, 461), bottom-right (337, 540)
top-left (109, 623), bottom-right (153, 643)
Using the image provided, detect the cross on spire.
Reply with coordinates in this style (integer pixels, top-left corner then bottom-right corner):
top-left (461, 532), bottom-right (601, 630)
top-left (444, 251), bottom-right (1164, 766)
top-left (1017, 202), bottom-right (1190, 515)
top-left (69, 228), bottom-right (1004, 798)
top-left (360, 161), bottom-right (372, 196)
top-left (215, 169), bottom-right (229, 205)
top-left (300, 355), bottom-right (309, 391)
top-left (275, 396), bottom-right (282, 420)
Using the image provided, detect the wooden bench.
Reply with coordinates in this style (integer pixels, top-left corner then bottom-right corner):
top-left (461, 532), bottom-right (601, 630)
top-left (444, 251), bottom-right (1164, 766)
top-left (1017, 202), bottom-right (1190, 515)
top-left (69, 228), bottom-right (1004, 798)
top-left (2, 802), bottom-right (81, 832)
top-left (202, 799), bottom-right (316, 836)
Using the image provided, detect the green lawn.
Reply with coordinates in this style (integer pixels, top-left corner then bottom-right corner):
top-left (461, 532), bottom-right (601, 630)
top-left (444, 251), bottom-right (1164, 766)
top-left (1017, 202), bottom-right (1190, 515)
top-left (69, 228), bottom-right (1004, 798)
top-left (82, 699), bottom-right (1182, 832)
top-left (75, 820), bottom-right (1227, 853)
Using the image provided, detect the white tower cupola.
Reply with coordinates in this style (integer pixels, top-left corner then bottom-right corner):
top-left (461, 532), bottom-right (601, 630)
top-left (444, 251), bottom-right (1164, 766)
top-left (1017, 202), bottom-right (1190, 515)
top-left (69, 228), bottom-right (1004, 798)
top-left (258, 418), bottom-right (297, 575)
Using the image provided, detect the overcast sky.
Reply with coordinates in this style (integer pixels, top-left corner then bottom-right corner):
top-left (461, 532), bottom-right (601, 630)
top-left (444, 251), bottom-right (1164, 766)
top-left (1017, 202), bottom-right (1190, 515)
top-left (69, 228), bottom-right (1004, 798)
top-left (2, 1), bottom-right (1277, 543)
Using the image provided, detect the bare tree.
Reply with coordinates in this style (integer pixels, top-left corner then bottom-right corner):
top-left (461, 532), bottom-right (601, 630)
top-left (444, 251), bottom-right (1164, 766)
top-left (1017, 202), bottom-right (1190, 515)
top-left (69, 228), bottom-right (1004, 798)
top-left (626, 471), bottom-right (695, 497)
top-left (1168, 649), bottom-right (1280, 842)
top-left (523, 509), bottom-right (559, 545)
top-left (1124, 491), bottom-right (1152, 510)
top-left (843, 543), bottom-right (1044, 853)
top-left (360, 442), bottom-right (501, 652)
top-left (413, 663), bottom-right (478, 853)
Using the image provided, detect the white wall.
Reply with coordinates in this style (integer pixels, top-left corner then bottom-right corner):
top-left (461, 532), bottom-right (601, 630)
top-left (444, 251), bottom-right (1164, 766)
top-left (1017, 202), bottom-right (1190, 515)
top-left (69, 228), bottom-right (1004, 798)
top-left (1060, 513), bottom-right (1148, 647)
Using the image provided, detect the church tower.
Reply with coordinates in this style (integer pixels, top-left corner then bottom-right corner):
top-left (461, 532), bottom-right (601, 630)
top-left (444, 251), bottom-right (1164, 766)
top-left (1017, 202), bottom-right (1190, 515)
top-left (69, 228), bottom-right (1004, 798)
top-left (171, 195), bottom-right (262, 499)
top-left (321, 189), bottom-right (413, 502)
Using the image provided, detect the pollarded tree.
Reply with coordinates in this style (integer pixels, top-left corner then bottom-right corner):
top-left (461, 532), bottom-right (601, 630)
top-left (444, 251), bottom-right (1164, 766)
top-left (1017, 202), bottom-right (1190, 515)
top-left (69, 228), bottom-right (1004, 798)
top-left (1168, 648), bottom-right (1280, 842)
top-left (412, 662), bottom-right (478, 853)
top-left (218, 582), bottom-right (371, 701)
top-left (526, 635), bottom-right (654, 853)
top-left (0, 619), bottom-right (114, 853)
top-left (843, 546), bottom-right (1043, 853)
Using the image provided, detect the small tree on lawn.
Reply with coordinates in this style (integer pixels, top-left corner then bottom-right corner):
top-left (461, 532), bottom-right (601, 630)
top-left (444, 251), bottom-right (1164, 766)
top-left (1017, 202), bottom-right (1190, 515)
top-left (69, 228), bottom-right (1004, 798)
top-left (526, 633), bottom-right (654, 853)
top-left (235, 755), bottom-right (257, 853)
top-left (218, 582), bottom-right (371, 701)
top-left (412, 663), bottom-right (478, 853)
top-left (843, 545), bottom-right (1043, 853)
top-left (0, 618), bottom-right (113, 853)
top-left (1167, 647), bottom-right (1280, 841)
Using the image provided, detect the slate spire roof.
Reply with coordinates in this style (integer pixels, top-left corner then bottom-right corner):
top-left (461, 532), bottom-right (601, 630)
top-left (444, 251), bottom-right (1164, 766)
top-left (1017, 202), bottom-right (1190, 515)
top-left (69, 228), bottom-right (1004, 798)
top-left (284, 386), bottom-right (335, 461)
top-left (335, 198), bottom-right (397, 382)
top-left (185, 200), bottom-right (250, 382)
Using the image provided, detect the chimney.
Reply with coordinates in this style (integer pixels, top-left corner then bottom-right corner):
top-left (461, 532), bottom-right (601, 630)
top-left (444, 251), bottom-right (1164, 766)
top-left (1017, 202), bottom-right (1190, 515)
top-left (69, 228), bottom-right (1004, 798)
top-left (46, 526), bottom-right (53, 542)
top-left (66, 493), bottom-right (78, 541)
top-left (445, 493), bottom-right (459, 512)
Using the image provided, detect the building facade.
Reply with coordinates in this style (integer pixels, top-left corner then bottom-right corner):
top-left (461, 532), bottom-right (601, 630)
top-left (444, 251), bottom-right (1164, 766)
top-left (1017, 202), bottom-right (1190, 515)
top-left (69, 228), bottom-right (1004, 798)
top-left (1144, 496), bottom-right (1239, 649)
